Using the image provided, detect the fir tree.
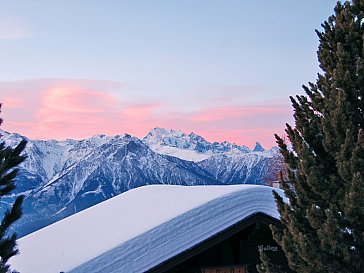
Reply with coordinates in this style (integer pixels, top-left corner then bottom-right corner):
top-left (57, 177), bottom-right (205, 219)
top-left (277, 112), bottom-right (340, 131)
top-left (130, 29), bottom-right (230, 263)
top-left (258, 1), bottom-right (364, 272)
top-left (0, 105), bottom-right (26, 273)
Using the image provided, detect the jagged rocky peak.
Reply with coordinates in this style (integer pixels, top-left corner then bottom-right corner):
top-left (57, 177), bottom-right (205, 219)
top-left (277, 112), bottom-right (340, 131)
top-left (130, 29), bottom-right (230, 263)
top-left (143, 128), bottom-right (207, 149)
top-left (0, 128), bottom-right (11, 137)
top-left (188, 131), bottom-right (207, 142)
top-left (143, 127), bottom-right (251, 155)
top-left (252, 142), bottom-right (265, 152)
top-left (145, 127), bottom-right (169, 137)
top-left (147, 127), bottom-right (187, 137)
top-left (145, 127), bottom-right (192, 142)
top-left (102, 133), bottom-right (145, 151)
top-left (0, 129), bottom-right (28, 146)
top-left (217, 140), bottom-right (250, 153)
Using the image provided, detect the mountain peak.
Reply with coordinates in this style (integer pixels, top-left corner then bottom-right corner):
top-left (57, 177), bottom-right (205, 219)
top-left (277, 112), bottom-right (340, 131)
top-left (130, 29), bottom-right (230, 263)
top-left (252, 142), bottom-right (265, 152)
top-left (148, 127), bottom-right (170, 136)
top-left (143, 127), bottom-right (254, 161)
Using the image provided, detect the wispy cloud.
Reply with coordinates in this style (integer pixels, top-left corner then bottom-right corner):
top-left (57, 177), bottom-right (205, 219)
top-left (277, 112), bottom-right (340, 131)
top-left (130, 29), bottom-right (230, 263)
top-left (1, 97), bottom-right (24, 109)
top-left (154, 101), bottom-right (292, 148)
top-left (34, 87), bottom-right (121, 139)
top-left (42, 87), bottom-right (119, 113)
top-left (0, 78), bottom-right (292, 148)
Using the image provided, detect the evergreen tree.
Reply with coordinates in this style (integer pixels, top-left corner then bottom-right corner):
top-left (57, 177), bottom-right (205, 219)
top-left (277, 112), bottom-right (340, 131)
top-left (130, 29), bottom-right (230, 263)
top-left (0, 105), bottom-right (26, 273)
top-left (258, 1), bottom-right (364, 272)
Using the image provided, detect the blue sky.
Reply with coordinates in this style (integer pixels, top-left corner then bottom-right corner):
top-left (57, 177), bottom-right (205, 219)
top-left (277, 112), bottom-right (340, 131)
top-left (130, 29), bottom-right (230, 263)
top-left (0, 1), bottom-right (338, 148)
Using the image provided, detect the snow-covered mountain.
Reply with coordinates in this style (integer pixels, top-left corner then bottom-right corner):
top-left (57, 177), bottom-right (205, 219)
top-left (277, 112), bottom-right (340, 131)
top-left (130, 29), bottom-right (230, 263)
top-left (0, 128), bottom-right (281, 236)
top-left (252, 142), bottom-right (265, 152)
top-left (143, 127), bottom-right (251, 161)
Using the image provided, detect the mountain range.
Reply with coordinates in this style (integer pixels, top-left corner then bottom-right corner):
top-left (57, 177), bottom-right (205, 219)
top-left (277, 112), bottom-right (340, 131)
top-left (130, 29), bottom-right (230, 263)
top-left (0, 128), bottom-right (282, 236)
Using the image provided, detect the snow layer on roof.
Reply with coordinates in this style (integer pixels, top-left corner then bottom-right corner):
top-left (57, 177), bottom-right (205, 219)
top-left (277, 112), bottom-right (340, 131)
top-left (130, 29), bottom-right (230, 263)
top-left (11, 185), bottom-right (283, 273)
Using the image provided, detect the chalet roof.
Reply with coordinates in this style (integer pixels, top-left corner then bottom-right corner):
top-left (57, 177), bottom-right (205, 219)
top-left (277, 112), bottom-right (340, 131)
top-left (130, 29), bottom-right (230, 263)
top-left (10, 184), bottom-right (284, 273)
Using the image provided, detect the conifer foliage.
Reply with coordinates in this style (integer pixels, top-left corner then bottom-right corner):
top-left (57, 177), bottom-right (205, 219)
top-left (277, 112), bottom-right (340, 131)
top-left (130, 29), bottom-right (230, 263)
top-left (0, 105), bottom-right (26, 273)
top-left (259, 1), bottom-right (364, 272)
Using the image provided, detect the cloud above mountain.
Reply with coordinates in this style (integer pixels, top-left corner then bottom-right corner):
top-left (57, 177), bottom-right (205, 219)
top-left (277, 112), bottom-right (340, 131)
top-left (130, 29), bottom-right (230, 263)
top-left (0, 78), bottom-right (292, 147)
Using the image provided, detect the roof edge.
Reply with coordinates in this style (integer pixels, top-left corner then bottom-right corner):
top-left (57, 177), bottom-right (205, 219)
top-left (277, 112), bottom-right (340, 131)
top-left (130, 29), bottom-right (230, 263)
top-left (147, 212), bottom-right (281, 273)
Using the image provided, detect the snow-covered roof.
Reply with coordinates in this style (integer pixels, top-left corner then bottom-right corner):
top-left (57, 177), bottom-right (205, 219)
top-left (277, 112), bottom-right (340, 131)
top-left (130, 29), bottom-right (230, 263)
top-left (10, 184), bottom-right (283, 273)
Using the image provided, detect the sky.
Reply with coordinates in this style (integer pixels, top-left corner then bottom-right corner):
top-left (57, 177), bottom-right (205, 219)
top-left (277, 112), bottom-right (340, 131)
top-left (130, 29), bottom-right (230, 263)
top-left (0, 0), bottom-right (338, 149)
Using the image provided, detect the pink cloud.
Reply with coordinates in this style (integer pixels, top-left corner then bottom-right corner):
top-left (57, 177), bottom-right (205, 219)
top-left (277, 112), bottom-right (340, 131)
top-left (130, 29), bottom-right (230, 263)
top-left (121, 103), bottom-right (162, 121)
top-left (42, 87), bottom-right (119, 113)
top-left (0, 79), bottom-right (124, 139)
top-left (154, 100), bottom-right (293, 148)
top-left (118, 103), bottom-right (165, 136)
top-left (0, 78), bottom-right (294, 148)
top-left (1, 97), bottom-right (24, 109)
top-left (34, 87), bottom-right (123, 139)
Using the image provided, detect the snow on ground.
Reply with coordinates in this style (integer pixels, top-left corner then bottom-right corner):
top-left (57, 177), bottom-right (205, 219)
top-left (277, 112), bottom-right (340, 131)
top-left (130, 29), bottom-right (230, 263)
top-left (10, 184), bottom-right (283, 273)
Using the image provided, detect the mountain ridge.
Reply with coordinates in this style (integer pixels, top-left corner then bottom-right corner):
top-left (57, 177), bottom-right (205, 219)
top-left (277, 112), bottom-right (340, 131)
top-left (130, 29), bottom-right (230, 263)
top-left (0, 128), bottom-right (282, 236)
